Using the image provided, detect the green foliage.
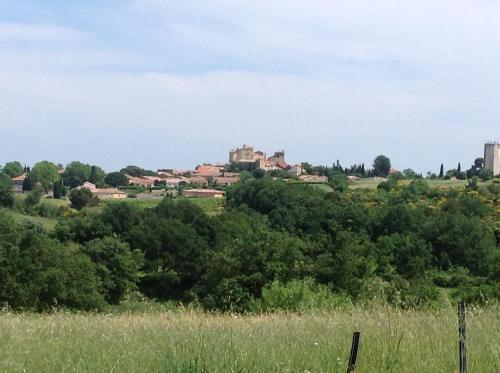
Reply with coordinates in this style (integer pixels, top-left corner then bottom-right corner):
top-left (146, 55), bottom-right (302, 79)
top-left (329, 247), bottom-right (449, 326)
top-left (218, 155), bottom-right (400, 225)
top-left (120, 165), bottom-right (156, 177)
top-left (373, 154), bottom-right (391, 177)
top-left (53, 180), bottom-right (63, 199)
top-left (453, 283), bottom-right (500, 305)
top-left (386, 277), bottom-right (444, 309)
top-left (0, 213), bottom-right (105, 310)
top-left (22, 174), bottom-right (33, 191)
top-left (24, 187), bottom-right (43, 212)
top-left (1, 161), bottom-right (24, 178)
top-left (251, 278), bottom-right (352, 312)
top-left (89, 165), bottom-right (106, 185)
top-left (314, 231), bottom-right (375, 297)
top-left (0, 173), bottom-right (14, 208)
top-left (328, 172), bottom-right (348, 192)
top-left (3, 168), bottom-right (500, 312)
top-left (69, 188), bottom-right (93, 210)
top-left (105, 171), bottom-right (129, 187)
top-left (81, 237), bottom-right (142, 304)
top-left (31, 161), bottom-right (60, 192)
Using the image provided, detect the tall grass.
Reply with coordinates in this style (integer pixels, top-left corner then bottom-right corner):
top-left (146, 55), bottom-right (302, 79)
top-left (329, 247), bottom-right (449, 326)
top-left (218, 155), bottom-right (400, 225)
top-left (0, 306), bottom-right (498, 372)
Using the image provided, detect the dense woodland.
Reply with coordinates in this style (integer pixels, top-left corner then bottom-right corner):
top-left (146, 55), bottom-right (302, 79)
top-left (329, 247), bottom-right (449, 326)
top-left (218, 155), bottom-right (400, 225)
top-left (0, 164), bottom-right (499, 311)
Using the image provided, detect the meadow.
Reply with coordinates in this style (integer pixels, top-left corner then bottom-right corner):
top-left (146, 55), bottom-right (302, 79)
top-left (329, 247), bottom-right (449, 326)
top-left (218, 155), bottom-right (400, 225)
top-left (0, 305), bottom-right (498, 372)
top-left (347, 177), bottom-right (496, 190)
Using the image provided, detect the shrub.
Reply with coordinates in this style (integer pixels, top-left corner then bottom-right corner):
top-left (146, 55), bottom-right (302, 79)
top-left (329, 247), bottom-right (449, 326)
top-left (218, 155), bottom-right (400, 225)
top-left (0, 216), bottom-right (105, 311)
top-left (0, 173), bottom-right (14, 208)
top-left (386, 277), bottom-right (444, 309)
top-left (69, 188), bottom-right (93, 210)
top-left (453, 284), bottom-right (500, 305)
top-left (251, 278), bottom-right (351, 312)
top-left (81, 237), bottom-right (142, 304)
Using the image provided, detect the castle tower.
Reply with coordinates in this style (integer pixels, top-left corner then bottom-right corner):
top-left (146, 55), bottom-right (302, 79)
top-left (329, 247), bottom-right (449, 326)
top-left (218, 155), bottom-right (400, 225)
top-left (484, 142), bottom-right (500, 176)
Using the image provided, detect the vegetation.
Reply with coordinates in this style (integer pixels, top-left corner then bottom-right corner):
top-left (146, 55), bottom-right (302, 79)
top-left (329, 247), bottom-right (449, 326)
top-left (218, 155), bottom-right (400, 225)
top-left (63, 161), bottom-right (105, 188)
top-left (0, 306), bottom-right (498, 372)
top-left (105, 171), bottom-right (129, 187)
top-left (69, 188), bottom-right (93, 210)
top-left (373, 154), bottom-right (392, 177)
top-left (30, 161), bottom-right (60, 192)
top-left (1, 173), bottom-right (498, 313)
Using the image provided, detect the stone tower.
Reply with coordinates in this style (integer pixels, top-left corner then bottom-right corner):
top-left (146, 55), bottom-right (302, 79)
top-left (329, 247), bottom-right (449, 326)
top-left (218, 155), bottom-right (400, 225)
top-left (484, 142), bottom-right (500, 176)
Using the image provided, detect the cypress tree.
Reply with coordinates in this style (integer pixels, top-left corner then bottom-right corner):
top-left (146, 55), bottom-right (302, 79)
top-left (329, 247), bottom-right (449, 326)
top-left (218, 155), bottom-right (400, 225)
top-left (439, 164), bottom-right (444, 178)
top-left (53, 180), bottom-right (62, 199)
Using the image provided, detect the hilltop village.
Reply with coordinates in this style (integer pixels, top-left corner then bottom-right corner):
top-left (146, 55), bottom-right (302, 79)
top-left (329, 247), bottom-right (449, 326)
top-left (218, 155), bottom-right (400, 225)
top-left (7, 144), bottom-right (329, 201)
top-left (3, 142), bottom-right (500, 203)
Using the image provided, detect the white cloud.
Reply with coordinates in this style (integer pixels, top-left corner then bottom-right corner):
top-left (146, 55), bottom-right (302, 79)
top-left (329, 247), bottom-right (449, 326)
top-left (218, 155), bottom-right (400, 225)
top-left (0, 1), bottom-right (498, 171)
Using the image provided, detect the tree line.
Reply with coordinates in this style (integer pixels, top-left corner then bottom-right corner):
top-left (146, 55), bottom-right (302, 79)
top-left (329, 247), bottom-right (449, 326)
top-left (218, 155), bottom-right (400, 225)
top-left (0, 169), bottom-right (498, 311)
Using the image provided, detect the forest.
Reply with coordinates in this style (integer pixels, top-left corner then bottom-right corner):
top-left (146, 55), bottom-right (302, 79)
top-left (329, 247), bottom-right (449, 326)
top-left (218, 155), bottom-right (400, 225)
top-left (0, 171), bottom-right (499, 312)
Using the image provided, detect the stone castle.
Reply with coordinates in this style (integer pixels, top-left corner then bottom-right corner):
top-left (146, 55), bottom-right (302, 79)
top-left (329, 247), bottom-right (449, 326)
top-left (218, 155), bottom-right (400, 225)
top-left (229, 145), bottom-right (296, 172)
top-left (484, 142), bottom-right (500, 176)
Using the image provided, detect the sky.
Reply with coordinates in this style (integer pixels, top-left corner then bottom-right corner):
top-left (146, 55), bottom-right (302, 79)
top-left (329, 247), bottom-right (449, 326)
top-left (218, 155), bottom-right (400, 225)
top-left (0, 0), bottom-right (499, 173)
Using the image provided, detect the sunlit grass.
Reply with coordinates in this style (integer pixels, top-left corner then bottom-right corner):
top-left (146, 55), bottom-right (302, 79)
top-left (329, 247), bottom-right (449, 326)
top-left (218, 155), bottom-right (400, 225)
top-left (0, 306), bottom-right (498, 372)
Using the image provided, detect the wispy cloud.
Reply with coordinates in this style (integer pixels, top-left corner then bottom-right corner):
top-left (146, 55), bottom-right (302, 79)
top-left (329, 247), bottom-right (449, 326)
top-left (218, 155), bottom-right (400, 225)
top-left (0, 1), bottom-right (498, 171)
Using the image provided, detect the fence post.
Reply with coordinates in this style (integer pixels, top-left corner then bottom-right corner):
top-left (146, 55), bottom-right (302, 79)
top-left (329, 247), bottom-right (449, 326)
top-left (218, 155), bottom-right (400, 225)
top-left (458, 301), bottom-right (467, 373)
top-left (346, 331), bottom-right (361, 373)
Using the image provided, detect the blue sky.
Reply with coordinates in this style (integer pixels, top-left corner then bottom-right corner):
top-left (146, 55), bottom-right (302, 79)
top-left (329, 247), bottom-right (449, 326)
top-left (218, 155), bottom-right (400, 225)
top-left (0, 0), bottom-right (498, 172)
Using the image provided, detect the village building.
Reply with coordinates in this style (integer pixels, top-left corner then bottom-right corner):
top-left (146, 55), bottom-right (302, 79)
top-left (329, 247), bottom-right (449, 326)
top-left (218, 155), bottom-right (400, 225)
top-left (228, 145), bottom-right (299, 173)
top-left (288, 164), bottom-right (303, 176)
top-left (82, 182), bottom-right (127, 199)
top-left (186, 176), bottom-right (209, 186)
top-left (183, 189), bottom-right (225, 198)
top-left (10, 174), bottom-right (26, 192)
top-left (193, 165), bottom-right (224, 177)
top-left (211, 175), bottom-right (240, 186)
top-left (127, 176), bottom-right (159, 187)
top-left (484, 142), bottom-right (500, 176)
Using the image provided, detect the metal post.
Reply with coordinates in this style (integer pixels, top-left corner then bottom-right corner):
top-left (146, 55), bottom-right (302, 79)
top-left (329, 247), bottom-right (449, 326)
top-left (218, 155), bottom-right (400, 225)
top-left (346, 331), bottom-right (361, 373)
top-left (458, 301), bottom-right (467, 373)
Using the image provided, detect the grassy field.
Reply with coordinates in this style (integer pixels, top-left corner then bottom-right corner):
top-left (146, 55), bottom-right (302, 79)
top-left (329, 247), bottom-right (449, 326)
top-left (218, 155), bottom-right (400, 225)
top-left (0, 306), bottom-right (498, 372)
top-left (349, 177), bottom-right (495, 190)
top-left (106, 197), bottom-right (224, 216)
top-left (1, 209), bottom-right (59, 230)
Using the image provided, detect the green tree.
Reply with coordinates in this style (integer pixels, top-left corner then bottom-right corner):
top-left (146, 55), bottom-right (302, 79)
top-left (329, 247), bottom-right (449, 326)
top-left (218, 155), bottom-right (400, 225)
top-left (314, 231), bottom-right (375, 297)
top-left (69, 188), bottom-right (93, 210)
top-left (105, 172), bottom-right (129, 187)
top-left (22, 174), bottom-right (33, 191)
top-left (373, 155), bottom-right (391, 177)
top-left (24, 186), bottom-right (43, 212)
top-left (82, 237), bottom-right (141, 304)
top-left (439, 163), bottom-right (444, 178)
top-left (31, 161), bottom-right (60, 192)
top-left (0, 173), bottom-right (14, 207)
top-left (89, 165), bottom-right (106, 185)
top-left (63, 161), bottom-right (92, 189)
top-left (53, 180), bottom-right (63, 199)
top-left (120, 165), bottom-right (155, 177)
top-left (0, 214), bottom-right (105, 311)
top-left (2, 161), bottom-right (24, 178)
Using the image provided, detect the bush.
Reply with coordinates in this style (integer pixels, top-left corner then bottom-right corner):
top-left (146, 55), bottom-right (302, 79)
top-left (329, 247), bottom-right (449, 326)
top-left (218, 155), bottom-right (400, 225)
top-left (24, 187), bottom-right (43, 212)
top-left (452, 284), bottom-right (500, 305)
top-left (386, 277), bottom-right (444, 309)
top-left (432, 267), bottom-right (479, 288)
top-left (69, 188), bottom-right (93, 210)
top-left (81, 237), bottom-right (142, 304)
top-left (251, 278), bottom-right (352, 312)
top-left (0, 173), bottom-right (14, 208)
top-left (0, 216), bottom-right (105, 311)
